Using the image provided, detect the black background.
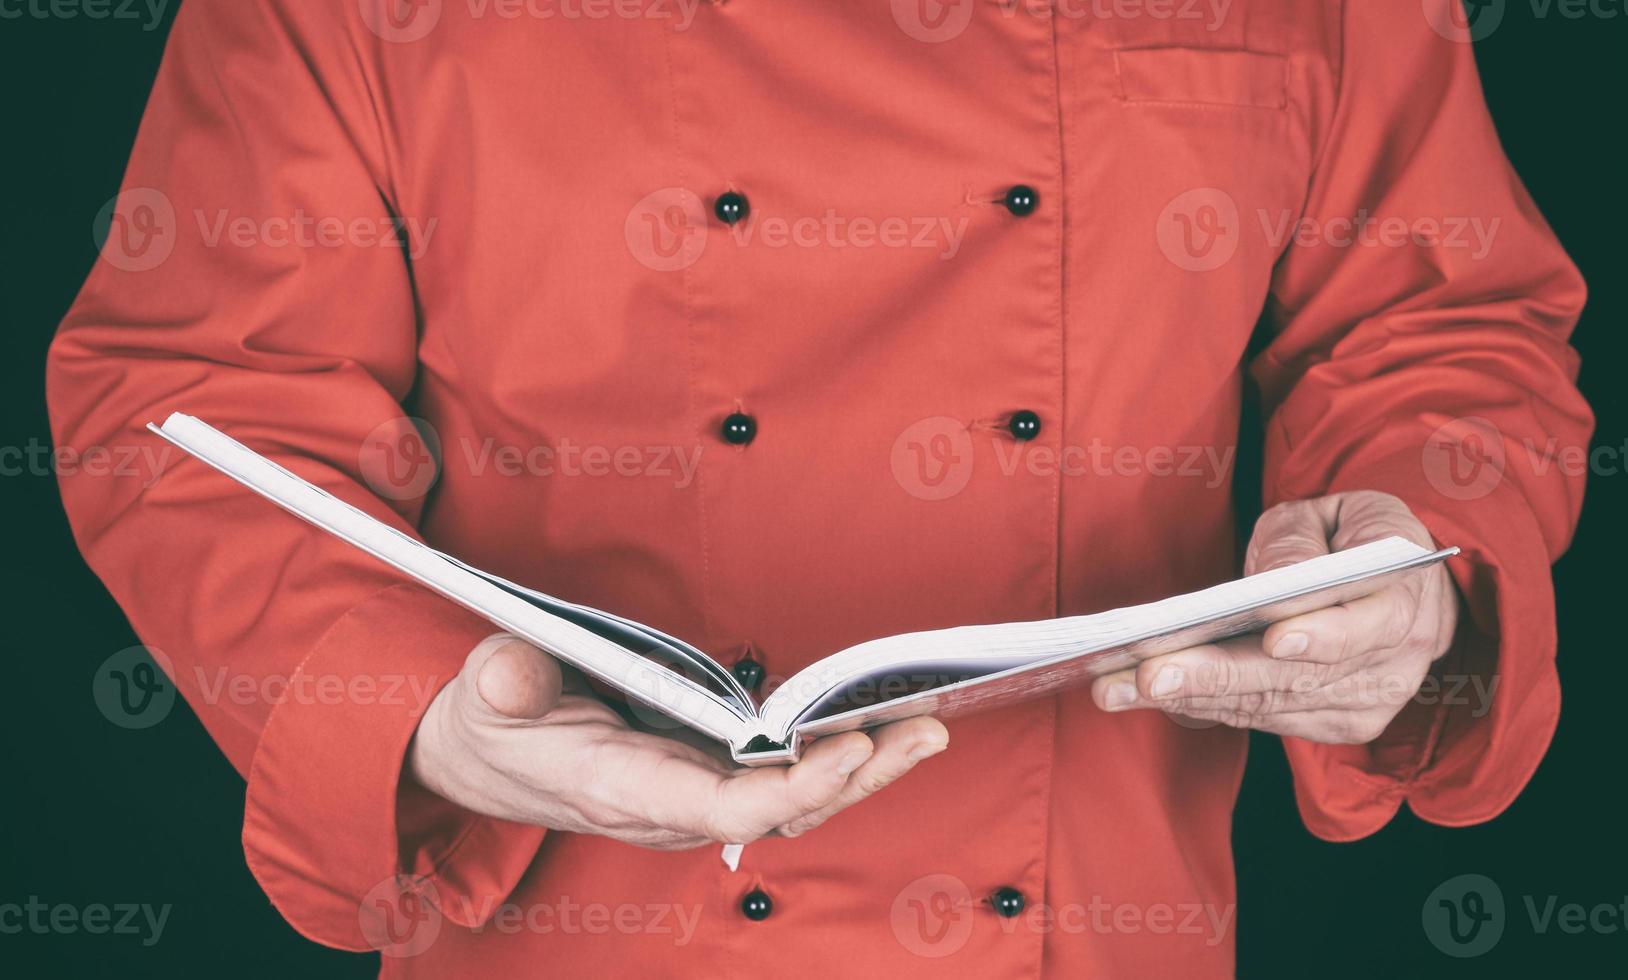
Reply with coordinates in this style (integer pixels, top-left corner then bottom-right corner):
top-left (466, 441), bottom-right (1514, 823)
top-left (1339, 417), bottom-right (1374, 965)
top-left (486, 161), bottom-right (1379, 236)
top-left (2, 3), bottom-right (1622, 976)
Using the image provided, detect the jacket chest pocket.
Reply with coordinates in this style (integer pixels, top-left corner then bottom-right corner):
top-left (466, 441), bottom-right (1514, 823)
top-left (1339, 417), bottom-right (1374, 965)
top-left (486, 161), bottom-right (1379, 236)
top-left (1059, 41), bottom-right (1313, 376)
top-left (1113, 46), bottom-right (1287, 109)
top-left (1089, 43), bottom-right (1310, 282)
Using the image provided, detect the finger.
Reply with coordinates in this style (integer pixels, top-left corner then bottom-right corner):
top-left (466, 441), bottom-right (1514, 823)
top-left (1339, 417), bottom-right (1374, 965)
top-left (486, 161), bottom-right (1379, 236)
top-left (674, 731), bottom-right (878, 844)
top-left (1245, 500), bottom-right (1334, 575)
top-left (1322, 491), bottom-right (1435, 554)
top-left (777, 717), bottom-right (948, 838)
top-left (1158, 703), bottom-right (1394, 745)
top-left (1261, 582), bottom-right (1420, 665)
top-left (468, 633), bottom-right (564, 722)
top-left (1272, 709), bottom-right (1394, 745)
top-left (1142, 664), bottom-right (1398, 716)
top-left (1091, 636), bottom-right (1330, 711)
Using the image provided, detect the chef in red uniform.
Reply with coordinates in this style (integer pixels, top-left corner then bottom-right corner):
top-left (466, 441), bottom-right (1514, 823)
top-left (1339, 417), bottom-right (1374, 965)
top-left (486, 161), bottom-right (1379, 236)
top-left (50, 0), bottom-right (1589, 975)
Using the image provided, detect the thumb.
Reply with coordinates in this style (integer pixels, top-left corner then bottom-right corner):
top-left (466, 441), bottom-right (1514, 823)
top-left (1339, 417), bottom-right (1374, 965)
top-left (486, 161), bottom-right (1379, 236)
top-left (464, 633), bottom-right (563, 721)
top-left (1245, 499), bottom-right (1334, 575)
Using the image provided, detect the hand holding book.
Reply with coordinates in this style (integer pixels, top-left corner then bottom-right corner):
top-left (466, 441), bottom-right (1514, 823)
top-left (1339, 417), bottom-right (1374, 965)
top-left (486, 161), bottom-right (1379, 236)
top-left (1091, 491), bottom-right (1461, 744)
top-left (407, 634), bottom-right (948, 848)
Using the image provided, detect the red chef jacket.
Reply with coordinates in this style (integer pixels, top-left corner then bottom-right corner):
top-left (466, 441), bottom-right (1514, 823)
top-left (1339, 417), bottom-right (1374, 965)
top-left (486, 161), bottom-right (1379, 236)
top-left (49, 0), bottom-right (1589, 975)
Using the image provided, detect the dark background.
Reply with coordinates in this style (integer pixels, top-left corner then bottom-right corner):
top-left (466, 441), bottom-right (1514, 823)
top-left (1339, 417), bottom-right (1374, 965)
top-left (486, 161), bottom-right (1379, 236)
top-left (2, 3), bottom-right (1622, 976)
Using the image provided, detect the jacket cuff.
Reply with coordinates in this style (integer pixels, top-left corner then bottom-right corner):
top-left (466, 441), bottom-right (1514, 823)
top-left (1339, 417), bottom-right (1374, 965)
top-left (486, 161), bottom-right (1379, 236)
top-left (241, 583), bottom-right (548, 950)
top-left (1272, 450), bottom-right (1562, 841)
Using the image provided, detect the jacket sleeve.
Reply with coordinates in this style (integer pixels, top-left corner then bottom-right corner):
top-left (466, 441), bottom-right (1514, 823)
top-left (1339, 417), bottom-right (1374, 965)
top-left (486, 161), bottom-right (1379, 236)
top-left (47, 0), bottom-right (545, 948)
top-left (1254, 0), bottom-right (1591, 841)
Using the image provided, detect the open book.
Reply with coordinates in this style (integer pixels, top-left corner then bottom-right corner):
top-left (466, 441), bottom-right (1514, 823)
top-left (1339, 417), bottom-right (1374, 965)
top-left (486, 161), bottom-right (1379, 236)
top-left (149, 413), bottom-right (1457, 766)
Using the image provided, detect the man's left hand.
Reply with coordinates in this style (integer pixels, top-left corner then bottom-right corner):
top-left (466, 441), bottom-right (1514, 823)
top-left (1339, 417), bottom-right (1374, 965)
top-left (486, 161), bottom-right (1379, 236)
top-left (1090, 490), bottom-right (1461, 744)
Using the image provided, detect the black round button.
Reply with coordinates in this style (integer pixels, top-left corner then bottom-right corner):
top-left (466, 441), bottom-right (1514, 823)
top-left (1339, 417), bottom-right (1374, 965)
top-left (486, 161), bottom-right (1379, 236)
top-left (990, 887), bottom-right (1026, 918)
top-left (732, 657), bottom-right (765, 691)
top-left (741, 888), bottom-right (773, 921)
top-left (715, 191), bottom-right (750, 225)
top-left (1008, 410), bottom-right (1041, 441)
top-left (1003, 185), bottom-right (1038, 217)
top-left (721, 412), bottom-right (757, 445)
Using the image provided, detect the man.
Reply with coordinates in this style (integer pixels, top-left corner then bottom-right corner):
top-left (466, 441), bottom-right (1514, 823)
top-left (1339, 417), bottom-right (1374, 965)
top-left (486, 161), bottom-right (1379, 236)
top-left (50, 0), bottom-right (1588, 975)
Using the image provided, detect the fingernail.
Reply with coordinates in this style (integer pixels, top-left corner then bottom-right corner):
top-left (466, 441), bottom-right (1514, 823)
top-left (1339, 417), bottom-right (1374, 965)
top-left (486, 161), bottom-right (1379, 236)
top-left (1105, 682), bottom-right (1138, 709)
top-left (907, 741), bottom-right (946, 762)
top-left (1151, 666), bottom-right (1184, 699)
top-left (1273, 633), bottom-right (1309, 659)
top-left (837, 749), bottom-right (871, 776)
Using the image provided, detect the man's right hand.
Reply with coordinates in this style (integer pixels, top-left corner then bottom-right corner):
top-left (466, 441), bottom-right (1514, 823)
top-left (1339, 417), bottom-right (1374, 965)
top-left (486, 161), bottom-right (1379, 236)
top-left (407, 634), bottom-right (949, 848)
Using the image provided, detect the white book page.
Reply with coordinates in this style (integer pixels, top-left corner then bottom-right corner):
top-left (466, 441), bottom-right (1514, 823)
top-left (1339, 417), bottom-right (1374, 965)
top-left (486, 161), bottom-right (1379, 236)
top-left (428, 549), bottom-right (753, 712)
top-left (149, 414), bottom-right (752, 746)
top-left (753, 537), bottom-right (1453, 745)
